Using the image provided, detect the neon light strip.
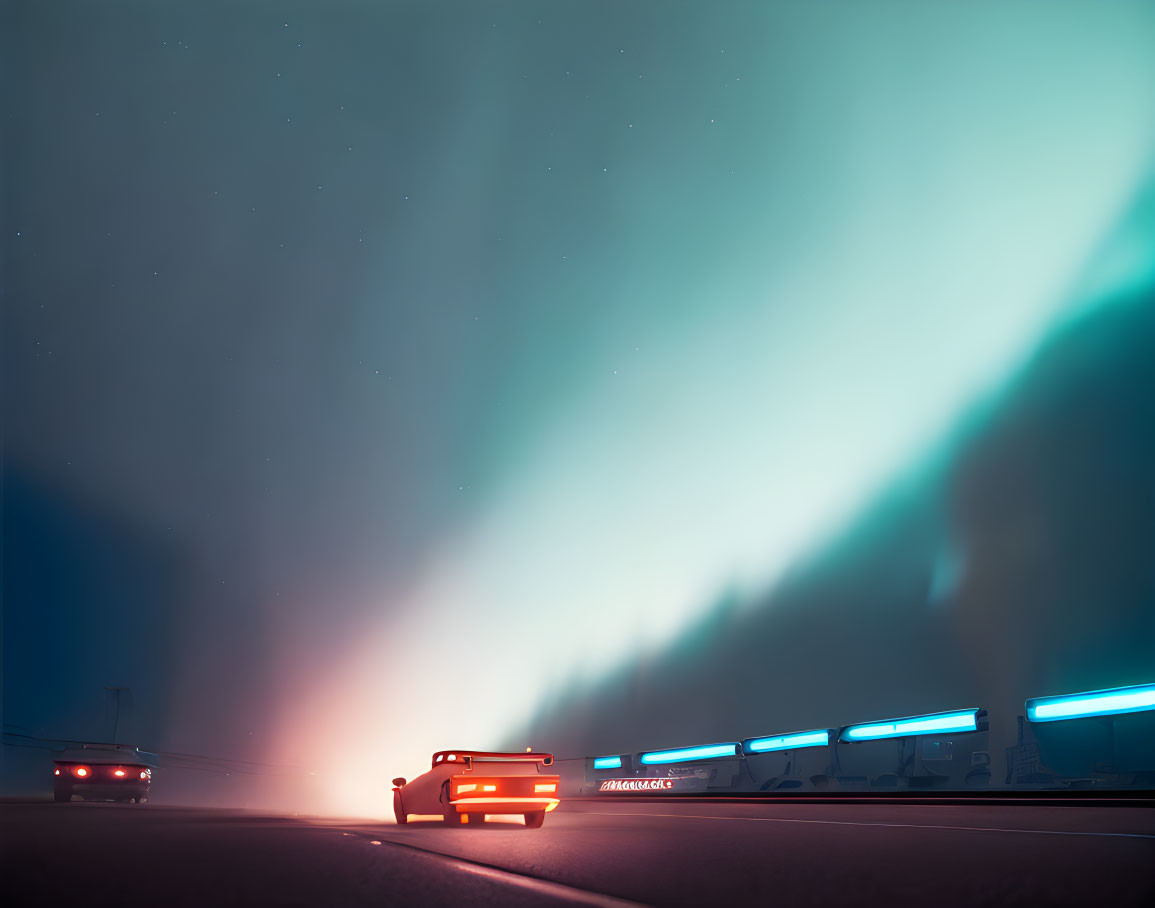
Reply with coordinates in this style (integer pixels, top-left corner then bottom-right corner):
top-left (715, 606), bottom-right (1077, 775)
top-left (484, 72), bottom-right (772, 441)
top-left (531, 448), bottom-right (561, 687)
top-left (842, 710), bottom-right (979, 741)
top-left (746, 730), bottom-right (830, 753)
top-left (593, 756), bottom-right (622, 769)
top-left (639, 743), bottom-right (737, 765)
top-left (1026, 683), bottom-right (1155, 723)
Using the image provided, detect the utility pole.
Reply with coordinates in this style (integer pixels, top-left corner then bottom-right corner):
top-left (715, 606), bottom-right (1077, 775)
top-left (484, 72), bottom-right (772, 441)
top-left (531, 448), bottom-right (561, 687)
top-left (104, 686), bottom-right (131, 743)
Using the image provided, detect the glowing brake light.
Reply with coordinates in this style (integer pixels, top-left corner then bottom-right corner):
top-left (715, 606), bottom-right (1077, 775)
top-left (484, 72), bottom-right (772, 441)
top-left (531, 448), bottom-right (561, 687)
top-left (74, 766), bottom-right (90, 778)
top-left (140, 771), bottom-right (149, 780)
top-left (54, 769), bottom-right (61, 776)
top-left (456, 783), bottom-right (477, 793)
top-left (534, 783), bottom-right (557, 793)
top-left (114, 769), bottom-right (126, 777)
top-left (481, 784), bottom-right (497, 792)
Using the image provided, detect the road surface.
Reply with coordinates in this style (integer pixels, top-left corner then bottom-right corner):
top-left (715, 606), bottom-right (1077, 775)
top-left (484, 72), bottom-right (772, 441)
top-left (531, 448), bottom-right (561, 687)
top-left (3, 798), bottom-right (1153, 906)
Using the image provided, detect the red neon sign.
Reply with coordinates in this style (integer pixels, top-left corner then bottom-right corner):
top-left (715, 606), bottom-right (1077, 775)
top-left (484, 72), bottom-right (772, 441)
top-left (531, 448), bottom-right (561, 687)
top-left (598, 779), bottom-right (674, 792)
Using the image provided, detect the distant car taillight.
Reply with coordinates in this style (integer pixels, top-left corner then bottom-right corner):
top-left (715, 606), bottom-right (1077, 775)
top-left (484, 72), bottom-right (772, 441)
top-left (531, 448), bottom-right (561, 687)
top-left (481, 784), bottom-right (497, 792)
top-left (54, 768), bottom-right (61, 776)
top-left (140, 770), bottom-right (148, 780)
top-left (73, 766), bottom-right (91, 778)
top-left (114, 769), bottom-right (126, 777)
top-left (456, 783), bottom-right (477, 793)
top-left (535, 783), bottom-right (557, 792)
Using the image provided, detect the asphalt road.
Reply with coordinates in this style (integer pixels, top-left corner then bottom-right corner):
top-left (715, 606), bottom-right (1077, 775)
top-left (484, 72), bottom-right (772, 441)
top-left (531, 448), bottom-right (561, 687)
top-left (3, 798), bottom-right (1153, 906)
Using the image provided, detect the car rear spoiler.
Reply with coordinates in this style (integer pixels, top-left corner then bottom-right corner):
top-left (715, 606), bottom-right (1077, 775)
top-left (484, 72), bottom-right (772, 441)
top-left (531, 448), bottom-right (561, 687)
top-left (54, 745), bottom-right (160, 767)
top-left (433, 750), bottom-right (554, 766)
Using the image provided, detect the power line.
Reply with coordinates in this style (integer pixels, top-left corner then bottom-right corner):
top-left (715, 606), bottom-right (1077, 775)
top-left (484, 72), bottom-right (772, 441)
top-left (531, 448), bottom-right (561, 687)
top-left (2, 730), bottom-right (305, 777)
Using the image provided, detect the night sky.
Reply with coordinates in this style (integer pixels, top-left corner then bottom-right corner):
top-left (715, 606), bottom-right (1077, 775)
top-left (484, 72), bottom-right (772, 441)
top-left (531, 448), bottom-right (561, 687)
top-left (4, 2), bottom-right (1155, 813)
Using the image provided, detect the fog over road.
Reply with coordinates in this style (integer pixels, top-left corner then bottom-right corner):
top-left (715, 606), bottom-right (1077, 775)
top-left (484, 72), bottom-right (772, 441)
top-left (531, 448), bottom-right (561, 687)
top-left (4, 799), bottom-right (1153, 906)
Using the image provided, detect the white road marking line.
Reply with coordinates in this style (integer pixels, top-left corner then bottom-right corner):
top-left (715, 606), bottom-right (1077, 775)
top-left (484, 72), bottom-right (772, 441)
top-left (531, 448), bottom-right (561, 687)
top-left (582, 810), bottom-right (1155, 841)
top-left (445, 858), bottom-right (647, 907)
top-left (312, 826), bottom-right (647, 907)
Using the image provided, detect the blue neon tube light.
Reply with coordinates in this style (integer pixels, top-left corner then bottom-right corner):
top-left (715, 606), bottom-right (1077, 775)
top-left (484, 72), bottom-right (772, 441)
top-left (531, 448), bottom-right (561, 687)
top-left (593, 756), bottom-right (622, 769)
top-left (745, 730), bottom-right (830, 753)
top-left (841, 710), bottom-right (979, 742)
top-left (1026, 683), bottom-right (1155, 723)
top-left (639, 743), bottom-right (738, 765)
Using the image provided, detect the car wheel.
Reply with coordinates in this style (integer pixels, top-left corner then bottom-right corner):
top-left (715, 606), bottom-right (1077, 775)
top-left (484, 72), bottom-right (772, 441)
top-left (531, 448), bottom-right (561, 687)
top-left (441, 783), bottom-right (460, 824)
top-left (393, 790), bottom-right (407, 824)
top-left (524, 811), bottom-right (545, 828)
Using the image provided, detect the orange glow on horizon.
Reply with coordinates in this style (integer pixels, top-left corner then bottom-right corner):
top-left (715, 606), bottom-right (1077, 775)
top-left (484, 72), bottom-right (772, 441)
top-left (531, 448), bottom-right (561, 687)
top-left (265, 619), bottom-right (553, 818)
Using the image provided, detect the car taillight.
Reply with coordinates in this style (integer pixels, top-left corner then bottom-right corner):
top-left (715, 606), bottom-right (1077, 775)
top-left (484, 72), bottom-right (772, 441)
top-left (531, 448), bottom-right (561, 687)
top-left (54, 768), bottom-right (61, 776)
top-left (481, 784), bottom-right (497, 792)
top-left (456, 783), bottom-right (477, 793)
top-left (140, 771), bottom-right (148, 780)
top-left (114, 769), bottom-right (126, 777)
top-left (535, 783), bottom-right (557, 792)
top-left (73, 766), bottom-right (91, 778)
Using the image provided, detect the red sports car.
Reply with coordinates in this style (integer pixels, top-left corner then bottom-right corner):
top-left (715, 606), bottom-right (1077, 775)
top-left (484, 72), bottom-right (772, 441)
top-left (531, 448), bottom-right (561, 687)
top-left (392, 751), bottom-right (559, 827)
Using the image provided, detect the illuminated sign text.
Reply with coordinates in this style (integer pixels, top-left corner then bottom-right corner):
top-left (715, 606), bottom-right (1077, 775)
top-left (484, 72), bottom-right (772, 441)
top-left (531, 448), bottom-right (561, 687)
top-left (598, 779), bottom-right (675, 792)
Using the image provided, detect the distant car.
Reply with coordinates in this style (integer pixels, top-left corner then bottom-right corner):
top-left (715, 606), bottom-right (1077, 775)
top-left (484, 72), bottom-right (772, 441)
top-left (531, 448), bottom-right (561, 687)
top-left (53, 745), bottom-right (156, 803)
top-left (392, 751), bottom-right (560, 828)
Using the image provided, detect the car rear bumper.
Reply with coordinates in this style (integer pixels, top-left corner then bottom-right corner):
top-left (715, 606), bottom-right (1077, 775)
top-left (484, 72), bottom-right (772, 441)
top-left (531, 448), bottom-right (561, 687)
top-left (450, 796), bottom-right (559, 814)
top-left (63, 783), bottom-right (150, 799)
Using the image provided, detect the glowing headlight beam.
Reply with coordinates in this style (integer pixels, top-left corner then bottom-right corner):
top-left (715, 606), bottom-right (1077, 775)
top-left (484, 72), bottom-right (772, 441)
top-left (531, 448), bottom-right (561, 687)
top-left (593, 756), bottom-right (622, 770)
top-left (638, 743), bottom-right (738, 765)
top-left (745, 730), bottom-right (830, 754)
top-left (1026, 683), bottom-right (1155, 723)
top-left (841, 710), bottom-right (980, 742)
